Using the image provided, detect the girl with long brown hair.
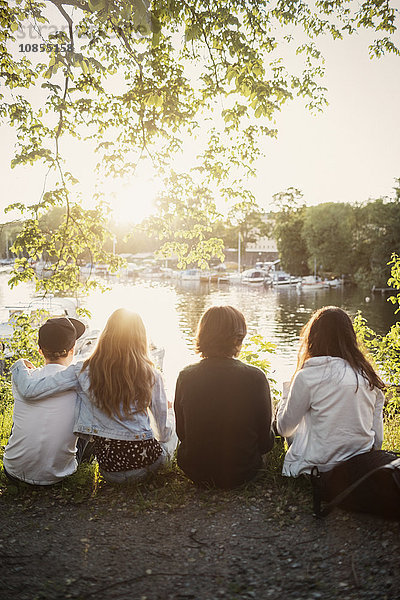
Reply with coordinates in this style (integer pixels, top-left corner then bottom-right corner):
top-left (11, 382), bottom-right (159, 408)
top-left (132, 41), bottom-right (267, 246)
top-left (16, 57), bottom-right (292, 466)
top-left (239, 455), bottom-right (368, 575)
top-left (276, 306), bottom-right (385, 477)
top-left (13, 308), bottom-right (174, 483)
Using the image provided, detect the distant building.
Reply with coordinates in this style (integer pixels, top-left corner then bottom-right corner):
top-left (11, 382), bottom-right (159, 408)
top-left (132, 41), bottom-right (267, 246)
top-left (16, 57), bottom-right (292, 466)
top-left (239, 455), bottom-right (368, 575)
top-left (245, 235), bottom-right (279, 264)
top-left (223, 224), bottom-right (279, 267)
top-left (244, 213), bottom-right (279, 265)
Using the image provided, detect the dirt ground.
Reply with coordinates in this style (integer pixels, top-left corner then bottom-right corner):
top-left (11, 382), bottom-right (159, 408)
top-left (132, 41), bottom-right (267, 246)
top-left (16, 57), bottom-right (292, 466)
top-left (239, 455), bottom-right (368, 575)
top-left (1, 480), bottom-right (399, 600)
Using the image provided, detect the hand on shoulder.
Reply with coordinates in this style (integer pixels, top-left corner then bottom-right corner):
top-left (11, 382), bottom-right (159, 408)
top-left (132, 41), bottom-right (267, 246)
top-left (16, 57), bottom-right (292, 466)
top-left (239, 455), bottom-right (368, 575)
top-left (11, 358), bottom-right (34, 371)
top-left (23, 359), bottom-right (35, 369)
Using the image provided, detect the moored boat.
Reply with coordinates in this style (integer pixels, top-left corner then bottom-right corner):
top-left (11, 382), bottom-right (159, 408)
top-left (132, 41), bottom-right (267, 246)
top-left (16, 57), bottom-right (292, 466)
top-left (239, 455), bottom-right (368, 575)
top-left (300, 275), bottom-right (329, 290)
top-left (199, 271), bottom-right (219, 283)
top-left (34, 261), bottom-right (54, 279)
top-left (179, 269), bottom-right (202, 281)
top-left (0, 296), bottom-right (83, 359)
top-left (241, 268), bottom-right (269, 285)
top-left (272, 271), bottom-right (301, 287)
top-left (325, 278), bottom-right (342, 288)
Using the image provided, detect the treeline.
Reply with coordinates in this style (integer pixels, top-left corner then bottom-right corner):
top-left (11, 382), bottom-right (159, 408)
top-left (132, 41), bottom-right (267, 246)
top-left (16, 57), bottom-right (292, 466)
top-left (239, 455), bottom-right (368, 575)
top-left (0, 206), bottom-right (269, 264)
top-left (272, 185), bottom-right (400, 287)
top-left (0, 211), bottom-right (162, 262)
top-left (1, 185), bottom-right (399, 289)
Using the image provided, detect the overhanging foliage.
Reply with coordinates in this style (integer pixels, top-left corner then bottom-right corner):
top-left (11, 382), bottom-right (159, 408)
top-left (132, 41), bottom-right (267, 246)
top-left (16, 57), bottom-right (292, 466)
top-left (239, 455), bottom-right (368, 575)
top-left (1, 0), bottom-right (399, 291)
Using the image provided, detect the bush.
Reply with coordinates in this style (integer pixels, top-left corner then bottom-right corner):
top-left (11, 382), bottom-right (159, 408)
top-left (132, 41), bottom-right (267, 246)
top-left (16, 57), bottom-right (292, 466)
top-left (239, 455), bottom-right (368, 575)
top-left (354, 253), bottom-right (400, 414)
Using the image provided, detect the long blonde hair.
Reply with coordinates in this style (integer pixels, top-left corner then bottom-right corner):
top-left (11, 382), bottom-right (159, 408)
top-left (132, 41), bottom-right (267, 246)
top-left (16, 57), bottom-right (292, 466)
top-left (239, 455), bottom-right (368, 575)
top-left (83, 309), bottom-right (155, 418)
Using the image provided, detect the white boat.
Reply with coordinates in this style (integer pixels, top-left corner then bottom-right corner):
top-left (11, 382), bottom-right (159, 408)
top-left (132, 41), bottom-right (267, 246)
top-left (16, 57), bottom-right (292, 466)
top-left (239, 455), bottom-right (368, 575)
top-left (160, 267), bottom-right (175, 279)
top-left (300, 276), bottom-right (329, 290)
top-left (143, 264), bottom-right (172, 278)
top-left (34, 261), bottom-right (54, 279)
top-left (0, 296), bottom-right (82, 355)
top-left (95, 263), bottom-right (109, 277)
top-left (4, 296), bottom-right (80, 322)
top-left (179, 269), bottom-right (202, 281)
top-left (80, 263), bottom-right (95, 277)
top-left (74, 328), bottom-right (101, 358)
top-left (0, 263), bottom-right (12, 274)
top-left (121, 262), bottom-right (141, 278)
top-left (272, 271), bottom-right (301, 287)
top-left (241, 268), bottom-right (270, 285)
top-left (220, 273), bottom-right (241, 285)
top-left (325, 278), bottom-right (342, 288)
top-left (199, 271), bottom-right (220, 283)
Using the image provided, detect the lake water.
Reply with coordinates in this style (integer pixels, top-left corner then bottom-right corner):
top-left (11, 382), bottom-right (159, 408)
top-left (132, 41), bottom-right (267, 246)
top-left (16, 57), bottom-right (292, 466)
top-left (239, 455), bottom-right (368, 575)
top-left (0, 272), bottom-right (398, 397)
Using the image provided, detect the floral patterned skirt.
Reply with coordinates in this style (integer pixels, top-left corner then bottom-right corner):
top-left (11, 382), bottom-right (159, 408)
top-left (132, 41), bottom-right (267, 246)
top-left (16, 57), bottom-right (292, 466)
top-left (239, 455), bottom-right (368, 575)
top-left (92, 437), bottom-right (162, 472)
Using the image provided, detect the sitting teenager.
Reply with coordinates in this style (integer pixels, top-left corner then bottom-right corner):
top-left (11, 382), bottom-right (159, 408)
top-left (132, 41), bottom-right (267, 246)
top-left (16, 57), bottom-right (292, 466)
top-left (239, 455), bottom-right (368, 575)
top-left (174, 305), bottom-right (275, 489)
top-left (11, 308), bottom-right (174, 483)
top-left (276, 306), bottom-right (385, 477)
top-left (3, 316), bottom-right (86, 485)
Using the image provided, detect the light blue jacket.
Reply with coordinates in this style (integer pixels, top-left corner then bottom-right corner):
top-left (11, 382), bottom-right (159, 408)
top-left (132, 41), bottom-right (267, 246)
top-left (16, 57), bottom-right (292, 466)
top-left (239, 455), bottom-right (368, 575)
top-left (11, 359), bottom-right (173, 443)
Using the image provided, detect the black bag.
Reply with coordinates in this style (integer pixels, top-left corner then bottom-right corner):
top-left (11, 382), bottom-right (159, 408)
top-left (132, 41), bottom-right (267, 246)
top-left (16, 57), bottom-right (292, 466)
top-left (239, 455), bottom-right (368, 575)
top-left (311, 450), bottom-right (400, 519)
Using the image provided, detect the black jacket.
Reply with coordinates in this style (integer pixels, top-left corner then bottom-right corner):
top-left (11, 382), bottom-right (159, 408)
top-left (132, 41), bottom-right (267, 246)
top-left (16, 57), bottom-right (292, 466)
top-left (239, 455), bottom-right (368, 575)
top-left (174, 357), bottom-right (275, 489)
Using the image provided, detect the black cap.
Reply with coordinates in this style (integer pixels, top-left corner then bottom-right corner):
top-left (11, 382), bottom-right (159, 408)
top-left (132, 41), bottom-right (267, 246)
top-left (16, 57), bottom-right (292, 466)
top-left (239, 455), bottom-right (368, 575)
top-left (38, 317), bottom-right (86, 353)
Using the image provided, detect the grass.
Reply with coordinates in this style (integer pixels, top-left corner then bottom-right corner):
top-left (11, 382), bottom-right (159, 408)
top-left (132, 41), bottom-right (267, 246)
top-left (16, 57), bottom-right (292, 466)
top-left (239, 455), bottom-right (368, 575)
top-left (0, 397), bottom-right (399, 515)
top-left (0, 404), bottom-right (309, 517)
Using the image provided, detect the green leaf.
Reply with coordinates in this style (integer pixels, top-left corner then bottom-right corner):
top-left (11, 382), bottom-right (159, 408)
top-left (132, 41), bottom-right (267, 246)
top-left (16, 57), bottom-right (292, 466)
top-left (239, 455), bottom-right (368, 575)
top-left (185, 24), bottom-right (202, 42)
top-left (131, 0), bottom-right (152, 35)
top-left (88, 0), bottom-right (106, 13)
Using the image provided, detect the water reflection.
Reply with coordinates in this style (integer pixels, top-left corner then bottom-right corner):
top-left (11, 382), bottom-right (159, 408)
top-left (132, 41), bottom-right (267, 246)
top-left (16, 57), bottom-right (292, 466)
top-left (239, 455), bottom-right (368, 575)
top-left (174, 281), bottom-right (209, 343)
top-left (0, 272), bottom-right (397, 396)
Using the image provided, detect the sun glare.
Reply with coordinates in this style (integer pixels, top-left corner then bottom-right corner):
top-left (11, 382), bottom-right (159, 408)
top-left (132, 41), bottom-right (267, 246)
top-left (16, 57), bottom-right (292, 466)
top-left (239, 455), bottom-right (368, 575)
top-left (102, 176), bottom-right (162, 225)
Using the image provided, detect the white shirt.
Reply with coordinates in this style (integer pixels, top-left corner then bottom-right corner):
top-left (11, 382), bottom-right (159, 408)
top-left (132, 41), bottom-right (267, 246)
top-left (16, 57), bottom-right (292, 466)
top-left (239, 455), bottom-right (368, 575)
top-left (276, 356), bottom-right (384, 476)
top-left (3, 363), bottom-right (78, 485)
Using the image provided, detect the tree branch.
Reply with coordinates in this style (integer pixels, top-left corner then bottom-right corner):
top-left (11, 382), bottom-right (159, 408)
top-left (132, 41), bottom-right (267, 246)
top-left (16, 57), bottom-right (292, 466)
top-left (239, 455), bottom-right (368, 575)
top-left (181, 0), bottom-right (222, 91)
top-left (48, 0), bottom-right (90, 12)
top-left (49, 0), bottom-right (75, 49)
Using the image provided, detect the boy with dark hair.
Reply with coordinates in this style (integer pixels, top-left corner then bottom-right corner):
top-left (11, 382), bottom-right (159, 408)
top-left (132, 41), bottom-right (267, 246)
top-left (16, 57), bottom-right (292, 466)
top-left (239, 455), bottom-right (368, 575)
top-left (3, 316), bottom-right (85, 485)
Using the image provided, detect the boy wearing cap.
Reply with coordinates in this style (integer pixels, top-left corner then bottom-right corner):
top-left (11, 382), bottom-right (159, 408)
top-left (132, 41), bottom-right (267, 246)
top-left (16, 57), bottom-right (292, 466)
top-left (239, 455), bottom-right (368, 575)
top-left (3, 316), bottom-right (85, 485)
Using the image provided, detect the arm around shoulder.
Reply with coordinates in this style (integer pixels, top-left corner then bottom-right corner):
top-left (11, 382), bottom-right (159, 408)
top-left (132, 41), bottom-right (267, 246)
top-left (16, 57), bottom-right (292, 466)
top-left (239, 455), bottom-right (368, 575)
top-left (11, 359), bottom-right (80, 400)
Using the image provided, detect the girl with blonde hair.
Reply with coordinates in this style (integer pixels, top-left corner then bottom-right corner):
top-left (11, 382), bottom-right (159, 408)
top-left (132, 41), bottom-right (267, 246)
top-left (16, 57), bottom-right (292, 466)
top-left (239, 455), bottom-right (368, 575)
top-left (12, 308), bottom-right (174, 483)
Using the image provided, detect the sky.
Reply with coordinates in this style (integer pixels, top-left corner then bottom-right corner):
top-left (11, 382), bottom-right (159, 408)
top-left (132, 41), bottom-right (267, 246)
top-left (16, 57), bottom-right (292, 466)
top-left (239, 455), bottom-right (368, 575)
top-left (1, 13), bottom-right (400, 225)
top-left (256, 32), bottom-right (400, 211)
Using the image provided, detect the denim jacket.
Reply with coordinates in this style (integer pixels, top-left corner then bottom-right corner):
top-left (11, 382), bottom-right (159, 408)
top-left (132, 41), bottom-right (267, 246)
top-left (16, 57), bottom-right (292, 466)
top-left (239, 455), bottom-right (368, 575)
top-left (11, 359), bottom-right (173, 443)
